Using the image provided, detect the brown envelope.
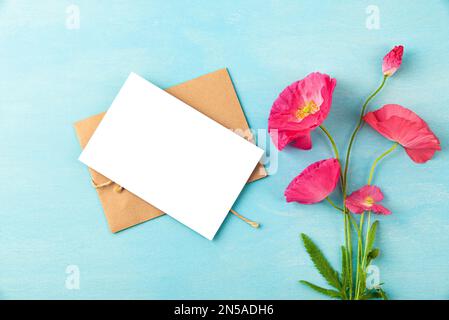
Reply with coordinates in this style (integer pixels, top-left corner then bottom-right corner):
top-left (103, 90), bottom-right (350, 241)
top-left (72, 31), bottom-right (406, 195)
top-left (74, 68), bottom-right (267, 233)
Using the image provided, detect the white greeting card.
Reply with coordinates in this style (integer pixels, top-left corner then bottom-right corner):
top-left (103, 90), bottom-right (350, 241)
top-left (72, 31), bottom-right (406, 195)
top-left (79, 73), bottom-right (264, 240)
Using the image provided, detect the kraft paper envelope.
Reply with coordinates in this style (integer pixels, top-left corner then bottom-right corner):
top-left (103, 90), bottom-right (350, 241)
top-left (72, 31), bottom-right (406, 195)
top-left (74, 69), bottom-right (267, 233)
top-left (79, 73), bottom-right (264, 240)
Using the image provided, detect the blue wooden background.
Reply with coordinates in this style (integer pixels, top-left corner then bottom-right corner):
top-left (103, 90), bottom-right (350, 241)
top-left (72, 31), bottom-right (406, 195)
top-left (0, 0), bottom-right (448, 299)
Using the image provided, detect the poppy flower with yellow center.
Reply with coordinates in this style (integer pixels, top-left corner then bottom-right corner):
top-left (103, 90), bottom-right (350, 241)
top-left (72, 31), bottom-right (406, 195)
top-left (268, 72), bottom-right (336, 150)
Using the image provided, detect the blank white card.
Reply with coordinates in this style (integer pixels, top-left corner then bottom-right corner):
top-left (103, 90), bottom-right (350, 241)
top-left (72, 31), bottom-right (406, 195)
top-left (79, 73), bottom-right (264, 240)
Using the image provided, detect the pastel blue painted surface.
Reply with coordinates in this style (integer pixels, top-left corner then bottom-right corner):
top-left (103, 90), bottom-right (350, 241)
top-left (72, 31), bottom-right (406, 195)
top-left (0, 0), bottom-right (448, 299)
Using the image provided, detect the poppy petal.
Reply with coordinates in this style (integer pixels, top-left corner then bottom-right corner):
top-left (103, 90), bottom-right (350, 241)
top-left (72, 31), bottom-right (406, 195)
top-left (292, 133), bottom-right (312, 150)
top-left (285, 158), bottom-right (340, 204)
top-left (268, 72), bottom-right (336, 150)
top-left (364, 104), bottom-right (441, 163)
top-left (345, 185), bottom-right (391, 215)
top-left (371, 204), bottom-right (392, 215)
top-left (382, 45), bottom-right (404, 76)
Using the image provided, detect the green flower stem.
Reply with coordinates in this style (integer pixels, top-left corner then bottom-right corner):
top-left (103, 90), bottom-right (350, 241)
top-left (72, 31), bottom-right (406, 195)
top-left (355, 142), bottom-right (398, 299)
top-left (342, 75), bottom-right (388, 195)
top-left (325, 197), bottom-right (344, 212)
top-left (348, 214), bottom-right (360, 235)
top-left (344, 211), bottom-right (353, 298)
top-left (319, 125), bottom-right (344, 188)
top-left (368, 143), bottom-right (398, 185)
top-left (362, 212), bottom-right (371, 276)
top-left (339, 75), bottom-right (387, 299)
top-left (319, 125), bottom-right (340, 159)
top-left (319, 125), bottom-right (352, 298)
top-left (354, 212), bottom-right (364, 298)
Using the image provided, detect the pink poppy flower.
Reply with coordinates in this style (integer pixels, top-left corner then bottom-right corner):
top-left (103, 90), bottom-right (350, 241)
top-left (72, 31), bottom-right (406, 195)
top-left (268, 72), bottom-right (337, 150)
top-left (285, 158), bottom-right (340, 204)
top-left (364, 104), bottom-right (441, 163)
top-left (345, 185), bottom-right (391, 215)
top-left (382, 45), bottom-right (404, 76)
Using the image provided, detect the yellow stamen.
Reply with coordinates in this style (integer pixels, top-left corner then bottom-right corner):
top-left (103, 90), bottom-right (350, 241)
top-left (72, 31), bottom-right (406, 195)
top-left (295, 100), bottom-right (320, 120)
top-left (363, 196), bottom-right (374, 207)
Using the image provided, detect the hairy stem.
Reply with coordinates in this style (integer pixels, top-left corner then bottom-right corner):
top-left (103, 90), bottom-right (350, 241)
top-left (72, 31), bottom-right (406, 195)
top-left (368, 143), bottom-right (398, 185)
top-left (319, 125), bottom-right (353, 298)
top-left (344, 211), bottom-right (353, 298)
top-left (355, 212), bottom-right (364, 298)
top-left (319, 125), bottom-right (340, 159)
top-left (355, 142), bottom-right (398, 298)
top-left (319, 125), bottom-right (344, 188)
top-left (340, 76), bottom-right (387, 299)
top-left (325, 197), bottom-right (344, 212)
top-left (343, 75), bottom-right (388, 194)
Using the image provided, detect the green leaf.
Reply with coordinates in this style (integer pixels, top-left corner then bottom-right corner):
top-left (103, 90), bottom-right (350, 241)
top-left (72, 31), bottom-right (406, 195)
top-left (367, 248), bottom-right (380, 265)
top-left (299, 280), bottom-right (342, 299)
top-left (358, 222), bottom-right (379, 299)
top-left (359, 289), bottom-right (382, 300)
top-left (301, 233), bottom-right (341, 290)
top-left (366, 221), bottom-right (379, 254)
top-left (359, 287), bottom-right (389, 300)
top-left (378, 288), bottom-right (389, 300)
top-left (359, 248), bottom-right (381, 296)
top-left (340, 246), bottom-right (349, 299)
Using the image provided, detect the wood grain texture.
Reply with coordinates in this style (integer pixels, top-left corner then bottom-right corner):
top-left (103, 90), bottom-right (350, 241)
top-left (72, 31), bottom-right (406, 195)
top-left (0, 0), bottom-right (448, 299)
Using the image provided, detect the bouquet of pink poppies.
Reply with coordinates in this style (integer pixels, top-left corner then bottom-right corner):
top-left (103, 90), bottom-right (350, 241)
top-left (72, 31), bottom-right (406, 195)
top-left (268, 46), bottom-right (441, 300)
